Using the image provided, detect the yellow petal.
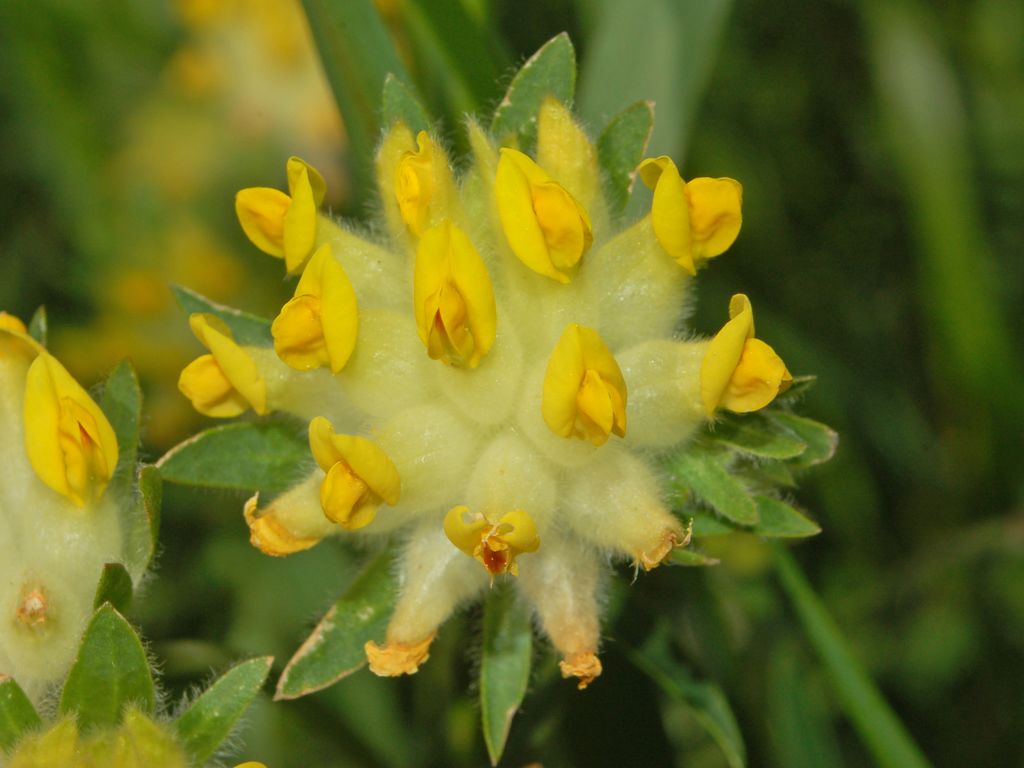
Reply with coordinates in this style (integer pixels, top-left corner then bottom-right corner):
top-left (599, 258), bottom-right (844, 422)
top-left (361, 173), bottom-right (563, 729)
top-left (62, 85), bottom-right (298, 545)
top-left (320, 461), bottom-right (376, 529)
top-left (23, 352), bottom-right (118, 507)
top-left (178, 354), bottom-right (250, 417)
top-left (272, 244), bottom-right (358, 373)
top-left (0, 311), bottom-right (27, 333)
top-left (700, 293), bottom-right (790, 416)
top-left (308, 415), bottom-right (401, 513)
top-left (641, 155), bottom-right (695, 273)
top-left (244, 494), bottom-right (320, 556)
top-left (413, 221), bottom-right (496, 368)
top-left (395, 131), bottom-right (438, 236)
top-left (282, 157), bottom-right (325, 273)
top-left (495, 148), bottom-right (591, 283)
top-left (718, 338), bottom-right (793, 413)
top-left (0, 314), bottom-right (45, 359)
top-left (443, 505), bottom-right (489, 556)
top-left (542, 324), bottom-right (627, 445)
top-left (235, 187), bottom-right (290, 259)
top-left (685, 176), bottom-right (743, 259)
top-left (186, 313), bottom-right (267, 415)
top-left (496, 509), bottom-right (540, 554)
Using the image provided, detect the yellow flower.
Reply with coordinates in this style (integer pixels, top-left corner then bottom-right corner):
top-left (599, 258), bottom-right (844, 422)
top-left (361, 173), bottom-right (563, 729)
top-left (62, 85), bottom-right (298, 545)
top-left (638, 156), bottom-right (742, 274)
top-left (395, 131), bottom-right (442, 236)
top-left (495, 148), bottom-right (593, 283)
top-left (413, 220), bottom-right (496, 368)
top-left (243, 493), bottom-right (321, 557)
top-left (23, 352), bottom-right (119, 507)
top-left (271, 243), bottom-right (358, 373)
top-left (443, 506), bottom-right (539, 576)
top-left (309, 416), bottom-right (401, 529)
top-left (0, 311), bottom-right (27, 333)
top-left (178, 313), bottom-right (267, 417)
top-left (542, 324), bottom-right (627, 446)
top-left (235, 156), bottom-right (326, 273)
top-left (700, 294), bottom-right (792, 415)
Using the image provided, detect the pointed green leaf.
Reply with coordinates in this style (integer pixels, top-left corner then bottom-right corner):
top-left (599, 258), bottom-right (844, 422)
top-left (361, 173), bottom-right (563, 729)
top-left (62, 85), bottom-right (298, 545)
top-left (158, 420), bottom-right (310, 495)
top-left (710, 413), bottom-right (808, 460)
top-left (752, 497), bottom-right (821, 538)
top-left (0, 675), bottom-right (42, 753)
top-left (773, 547), bottom-right (932, 768)
top-left (120, 465), bottom-right (161, 580)
top-left (381, 73), bottom-right (431, 134)
top-left (480, 584), bottom-right (532, 766)
top-left (737, 459), bottom-right (797, 490)
top-left (597, 100), bottom-right (654, 215)
top-left (776, 374), bottom-right (817, 401)
top-left (628, 627), bottom-right (746, 768)
top-left (300, 0), bottom-right (408, 201)
top-left (491, 33), bottom-right (576, 146)
top-left (669, 548), bottom-right (720, 567)
top-left (93, 563), bottom-right (133, 613)
top-left (276, 551), bottom-right (397, 700)
top-left (100, 360), bottom-right (141, 499)
top-left (27, 306), bottom-right (47, 346)
top-left (59, 604), bottom-right (155, 731)
top-left (671, 451), bottom-right (758, 525)
top-left (769, 412), bottom-right (839, 468)
top-left (174, 656), bottom-right (273, 765)
top-left (172, 285), bottom-right (272, 346)
top-left (689, 510), bottom-right (735, 538)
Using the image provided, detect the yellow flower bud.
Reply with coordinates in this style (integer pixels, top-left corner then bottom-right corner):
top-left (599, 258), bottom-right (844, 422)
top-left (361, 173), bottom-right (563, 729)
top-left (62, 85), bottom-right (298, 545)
top-left (244, 493), bottom-right (321, 557)
top-left (413, 221), bottom-right (496, 368)
top-left (495, 148), bottom-right (593, 283)
top-left (23, 352), bottom-right (119, 507)
top-left (271, 243), bottom-right (358, 373)
top-left (178, 314), bottom-right (267, 417)
top-left (308, 416), bottom-right (400, 529)
top-left (542, 324), bottom-right (627, 446)
top-left (235, 156), bottom-right (326, 273)
top-left (395, 131), bottom-right (441, 236)
top-left (0, 311), bottom-right (27, 333)
top-left (700, 294), bottom-right (792, 415)
top-left (443, 506), bottom-right (539, 576)
top-left (638, 155), bottom-right (742, 274)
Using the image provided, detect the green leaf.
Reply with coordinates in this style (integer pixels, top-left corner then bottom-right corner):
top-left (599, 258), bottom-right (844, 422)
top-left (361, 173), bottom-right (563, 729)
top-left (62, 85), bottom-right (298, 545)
top-left (491, 33), bottom-right (576, 147)
top-left (276, 551), bottom-right (397, 700)
top-left (381, 73), bottom-right (431, 134)
top-left (299, 0), bottom-right (408, 201)
top-left (480, 584), bottom-right (532, 766)
top-left (27, 306), bottom-right (47, 346)
top-left (120, 465), bottom-right (161, 579)
top-left (773, 547), bottom-right (932, 768)
top-left (768, 412), bottom-right (839, 468)
top-left (59, 604), bottom-right (155, 732)
top-left (753, 497), bottom-right (821, 538)
top-left (174, 656), bottom-right (273, 765)
top-left (709, 413), bottom-right (808, 460)
top-left (689, 510), bottom-right (734, 538)
top-left (93, 563), bottom-right (133, 613)
top-left (158, 420), bottom-right (311, 496)
top-left (737, 459), bottom-right (796, 490)
top-left (629, 627), bottom-right (746, 768)
top-left (597, 100), bottom-right (654, 215)
top-left (402, 0), bottom-right (507, 114)
top-left (0, 675), bottom-right (42, 753)
top-left (172, 285), bottom-right (273, 347)
top-left (669, 548), bottom-right (720, 567)
top-left (100, 360), bottom-right (141, 498)
top-left (671, 450), bottom-right (758, 525)
top-left (777, 374), bottom-right (817, 401)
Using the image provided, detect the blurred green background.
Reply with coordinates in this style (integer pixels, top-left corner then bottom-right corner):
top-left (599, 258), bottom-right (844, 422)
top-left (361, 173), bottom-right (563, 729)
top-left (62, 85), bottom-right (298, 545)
top-left (1, 0), bottom-right (1022, 766)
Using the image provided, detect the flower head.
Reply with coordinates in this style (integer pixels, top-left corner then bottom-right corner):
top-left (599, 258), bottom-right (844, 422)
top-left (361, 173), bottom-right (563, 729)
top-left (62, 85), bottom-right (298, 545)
top-left (24, 352), bottom-right (119, 507)
top-left (496, 148), bottom-right (593, 283)
top-left (178, 313), bottom-right (267, 417)
top-left (236, 156), bottom-right (326, 273)
top-left (272, 243), bottom-right (358, 373)
top-left (639, 155), bottom-right (742, 274)
top-left (700, 293), bottom-right (793, 415)
top-left (443, 506), bottom-right (540, 576)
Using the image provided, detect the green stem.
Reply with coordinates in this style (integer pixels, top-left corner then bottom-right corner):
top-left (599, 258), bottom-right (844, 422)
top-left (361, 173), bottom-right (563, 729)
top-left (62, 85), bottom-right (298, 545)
top-left (772, 546), bottom-right (933, 768)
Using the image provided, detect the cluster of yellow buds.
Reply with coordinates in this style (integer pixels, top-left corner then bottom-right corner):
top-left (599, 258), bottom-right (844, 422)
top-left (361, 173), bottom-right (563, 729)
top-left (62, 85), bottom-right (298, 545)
top-left (0, 313), bottom-right (126, 701)
top-left (179, 96), bottom-right (792, 689)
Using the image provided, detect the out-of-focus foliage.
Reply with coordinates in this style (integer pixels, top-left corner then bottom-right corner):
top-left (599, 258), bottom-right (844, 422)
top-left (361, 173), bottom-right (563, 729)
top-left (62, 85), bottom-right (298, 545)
top-left (1, 0), bottom-right (1021, 766)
